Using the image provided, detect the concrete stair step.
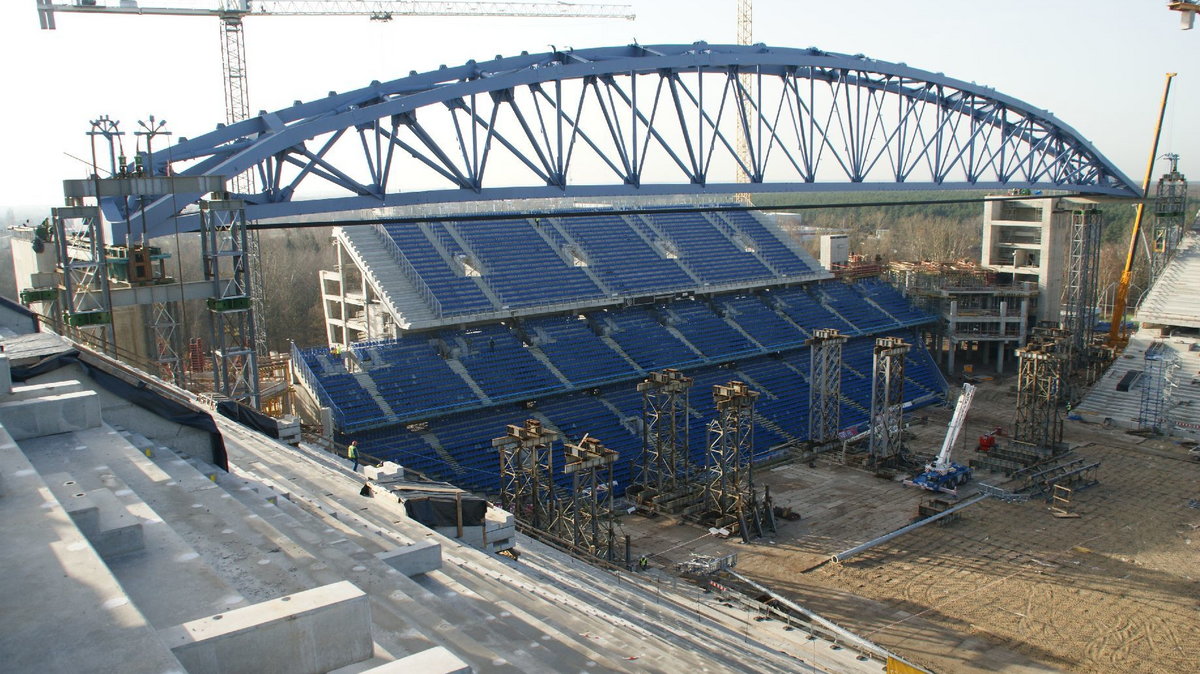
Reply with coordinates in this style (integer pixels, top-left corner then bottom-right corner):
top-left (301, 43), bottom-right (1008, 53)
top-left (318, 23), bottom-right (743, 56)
top-left (43, 473), bottom-right (144, 559)
top-left (23, 427), bottom-right (250, 628)
top-left (0, 426), bottom-right (186, 673)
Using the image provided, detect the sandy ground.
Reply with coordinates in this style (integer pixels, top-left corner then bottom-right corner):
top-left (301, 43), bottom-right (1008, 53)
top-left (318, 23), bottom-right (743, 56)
top-left (623, 379), bottom-right (1200, 673)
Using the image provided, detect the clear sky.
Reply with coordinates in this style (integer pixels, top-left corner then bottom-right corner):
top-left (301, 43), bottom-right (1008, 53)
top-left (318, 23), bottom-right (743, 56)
top-left (0, 0), bottom-right (1195, 212)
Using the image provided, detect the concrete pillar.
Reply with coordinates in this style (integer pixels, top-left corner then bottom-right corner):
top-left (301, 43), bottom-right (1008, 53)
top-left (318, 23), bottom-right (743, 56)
top-left (948, 339), bottom-right (956, 372)
top-left (0, 355), bottom-right (10, 396)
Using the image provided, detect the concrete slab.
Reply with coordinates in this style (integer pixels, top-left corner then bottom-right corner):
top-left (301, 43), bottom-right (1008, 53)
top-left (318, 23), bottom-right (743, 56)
top-left (365, 646), bottom-right (471, 673)
top-left (0, 390), bottom-right (101, 440)
top-left (375, 539), bottom-right (442, 576)
top-left (0, 425), bottom-right (184, 674)
top-left (5, 379), bottom-right (85, 402)
top-left (159, 581), bottom-right (373, 674)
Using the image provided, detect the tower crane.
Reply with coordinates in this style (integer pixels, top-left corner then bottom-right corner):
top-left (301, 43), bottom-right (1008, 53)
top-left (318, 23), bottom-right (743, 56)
top-left (905, 383), bottom-right (976, 496)
top-left (734, 0), bottom-right (752, 199)
top-left (35, 0), bottom-right (635, 358)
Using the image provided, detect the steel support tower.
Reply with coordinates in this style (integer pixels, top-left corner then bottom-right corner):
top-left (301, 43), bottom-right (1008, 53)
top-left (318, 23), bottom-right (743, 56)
top-left (808, 328), bottom-right (847, 447)
top-left (1061, 207), bottom-right (1102, 368)
top-left (701, 381), bottom-right (760, 539)
top-left (493, 419), bottom-right (559, 532)
top-left (53, 205), bottom-right (114, 353)
top-left (200, 198), bottom-right (261, 407)
top-left (634, 369), bottom-right (694, 508)
top-left (145, 298), bottom-right (185, 386)
top-left (563, 436), bottom-right (618, 561)
top-left (869, 337), bottom-right (910, 466)
top-left (1014, 343), bottom-right (1064, 450)
top-left (1139, 343), bottom-right (1177, 434)
top-left (1150, 154), bottom-right (1188, 282)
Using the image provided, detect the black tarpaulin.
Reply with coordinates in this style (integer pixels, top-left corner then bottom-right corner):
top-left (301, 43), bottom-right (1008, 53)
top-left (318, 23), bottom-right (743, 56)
top-left (403, 495), bottom-right (487, 528)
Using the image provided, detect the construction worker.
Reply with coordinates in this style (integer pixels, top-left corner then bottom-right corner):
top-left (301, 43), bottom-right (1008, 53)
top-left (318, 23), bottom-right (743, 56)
top-left (638, 555), bottom-right (649, 571)
top-left (348, 441), bottom-right (360, 472)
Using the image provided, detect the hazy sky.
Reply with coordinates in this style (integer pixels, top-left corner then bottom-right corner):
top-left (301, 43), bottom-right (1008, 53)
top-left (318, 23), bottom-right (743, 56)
top-left (0, 0), bottom-right (1195, 211)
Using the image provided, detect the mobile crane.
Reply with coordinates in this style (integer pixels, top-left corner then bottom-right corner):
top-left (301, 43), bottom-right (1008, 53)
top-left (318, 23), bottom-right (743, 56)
top-left (905, 383), bottom-right (976, 496)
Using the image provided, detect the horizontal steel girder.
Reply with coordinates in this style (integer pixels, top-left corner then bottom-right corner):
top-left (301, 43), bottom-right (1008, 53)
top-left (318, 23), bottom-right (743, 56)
top-left (109, 43), bottom-right (1139, 240)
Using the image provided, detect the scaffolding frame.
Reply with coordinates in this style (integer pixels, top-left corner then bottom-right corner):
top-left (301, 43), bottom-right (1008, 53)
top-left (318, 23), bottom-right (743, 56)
top-left (1013, 343), bottom-right (1065, 450)
top-left (869, 337), bottom-right (910, 465)
top-left (493, 419), bottom-right (559, 532)
top-left (1139, 343), bottom-right (1178, 434)
top-left (808, 328), bottom-right (847, 446)
top-left (701, 381), bottom-right (760, 538)
top-left (563, 436), bottom-right (618, 561)
top-left (200, 199), bottom-right (261, 408)
top-left (1061, 207), bottom-right (1102, 368)
top-left (635, 369), bottom-right (694, 506)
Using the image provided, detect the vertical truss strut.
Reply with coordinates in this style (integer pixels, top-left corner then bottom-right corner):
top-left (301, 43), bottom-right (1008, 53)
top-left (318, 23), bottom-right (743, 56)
top-left (1014, 342), bottom-right (1065, 450)
top-left (563, 435), bottom-right (618, 561)
top-left (493, 419), bottom-right (559, 532)
top-left (634, 368), bottom-right (694, 509)
top-left (701, 381), bottom-right (765, 540)
top-left (200, 198), bottom-right (260, 407)
top-left (869, 337), bottom-right (910, 465)
top-left (808, 328), bottom-right (847, 446)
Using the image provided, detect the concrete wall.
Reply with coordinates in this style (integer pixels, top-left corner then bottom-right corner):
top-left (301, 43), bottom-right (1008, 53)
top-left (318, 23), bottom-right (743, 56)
top-left (159, 581), bottom-right (373, 674)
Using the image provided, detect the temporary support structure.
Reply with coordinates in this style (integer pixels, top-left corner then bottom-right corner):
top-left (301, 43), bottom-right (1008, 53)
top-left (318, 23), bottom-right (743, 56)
top-left (869, 337), bottom-right (910, 465)
top-left (1139, 342), bottom-right (1178, 434)
top-left (200, 198), bottom-right (261, 408)
top-left (1150, 154), bottom-right (1188, 282)
top-left (562, 436), bottom-right (618, 561)
top-left (493, 419), bottom-right (559, 532)
top-left (53, 204), bottom-right (114, 353)
top-left (808, 328), bottom-right (847, 447)
top-left (1061, 206), bottom-right (1102, 369)
top-left (701, 381), bottom-right (764, 541)
top-left (1013, 343), bottom-right (1065, 450)
top-left (633, 368), bottom-right (696, 512)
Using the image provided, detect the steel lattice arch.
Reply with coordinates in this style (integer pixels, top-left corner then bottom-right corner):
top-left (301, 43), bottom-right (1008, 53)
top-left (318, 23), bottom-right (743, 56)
top-left (113, 42), bottom-right (1138, 240)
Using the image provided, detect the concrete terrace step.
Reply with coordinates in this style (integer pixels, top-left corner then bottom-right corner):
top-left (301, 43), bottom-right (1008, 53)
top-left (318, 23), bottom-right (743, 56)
top-left (0, 426), bottom-right (186, 674)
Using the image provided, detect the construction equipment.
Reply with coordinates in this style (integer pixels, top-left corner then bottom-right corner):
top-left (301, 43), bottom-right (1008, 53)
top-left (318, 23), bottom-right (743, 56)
top-left (1108, 72), bottom-right (1176, 346)
top-left (905, 383), bottom-right (976, 495)
top-left (1169, 1), bottom-right (1199, 29)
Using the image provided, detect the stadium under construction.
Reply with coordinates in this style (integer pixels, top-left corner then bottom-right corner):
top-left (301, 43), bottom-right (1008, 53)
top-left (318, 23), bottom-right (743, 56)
top-left (4, 38), bottom-right (1200, 674)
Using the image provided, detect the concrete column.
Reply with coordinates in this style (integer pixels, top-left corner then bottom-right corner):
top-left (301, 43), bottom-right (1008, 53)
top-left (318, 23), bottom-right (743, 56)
top-left (948, 339), bottom-right (956, 373)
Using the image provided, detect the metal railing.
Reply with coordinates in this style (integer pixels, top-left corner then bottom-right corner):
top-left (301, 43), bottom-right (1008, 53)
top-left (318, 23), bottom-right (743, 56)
top-left (290, 341), bottom-right (344, 429)
top-left (371, 223), bottom-right (443, 318)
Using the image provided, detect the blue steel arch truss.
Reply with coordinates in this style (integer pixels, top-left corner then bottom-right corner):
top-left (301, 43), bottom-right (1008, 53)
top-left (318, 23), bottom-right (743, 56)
top-left (116, 43), bottom-right (1137, 240)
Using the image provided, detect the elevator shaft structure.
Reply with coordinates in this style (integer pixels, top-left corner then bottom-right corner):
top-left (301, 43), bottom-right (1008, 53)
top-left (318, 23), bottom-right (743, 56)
top-left (200, 198), bottom-right (261, 407)
top-left (1061, 206), bottom-right (1102, 368)
top-left (1013, 342), bottom-right (1065, 450)
top-left (869, 337), bottom-right (910, 465)
top-left (808, 328), bottom-right (847, 447)
top-left (634, 368), bottom-right (694, 510)
top-left (562, 436), bottom-right (618, 561)
top-left (701, 381), bottom-right (761, 538)
top-left (493, 419), bottom-right (559, 532)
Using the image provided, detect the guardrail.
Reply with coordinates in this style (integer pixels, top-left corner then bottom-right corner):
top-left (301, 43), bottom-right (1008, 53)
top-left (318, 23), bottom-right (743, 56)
top-left (372, 223), bottom-right (443, 318)
top-left (290, 342), bottom-right (344, 429)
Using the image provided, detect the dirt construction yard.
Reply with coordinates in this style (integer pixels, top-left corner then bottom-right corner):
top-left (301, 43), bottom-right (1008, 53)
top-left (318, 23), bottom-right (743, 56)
top-left (625, 379), bottom-right (1200, 673)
